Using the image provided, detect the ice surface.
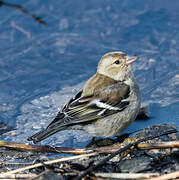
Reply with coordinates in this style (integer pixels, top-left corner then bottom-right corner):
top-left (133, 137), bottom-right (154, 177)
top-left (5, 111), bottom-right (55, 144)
top-left (0, 0), bottom-right (178, 146)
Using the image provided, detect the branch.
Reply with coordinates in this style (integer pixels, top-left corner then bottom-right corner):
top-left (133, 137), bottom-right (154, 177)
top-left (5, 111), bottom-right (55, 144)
top-left (94, 172), bottom-right (159, 179)
top-left (148, 170), bottom-right (179, 180)
top-left (0, 140), bottom-right (179, 155)
top-left (0, 173), bottom-right (36, 179)
top-left (0, 0), bottom-right (46, 24)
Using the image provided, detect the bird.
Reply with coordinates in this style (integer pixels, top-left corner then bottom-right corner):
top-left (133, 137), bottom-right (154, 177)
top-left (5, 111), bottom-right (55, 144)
top-left (27, 51), bottom-right (141, 143)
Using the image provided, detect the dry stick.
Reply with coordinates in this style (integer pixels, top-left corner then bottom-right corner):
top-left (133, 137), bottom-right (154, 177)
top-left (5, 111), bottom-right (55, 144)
top-left (0, 140), bottom-right (91, 154)
top-left (138, 141), bottom-right (179, 150)
top-left (148, 170), bottom-right (179, 180)
top-left (0, 140), bottom-right (70, 153)
top-left (73, 129), bottom-right (177, 180)
top-left (0, 173), bottom-right (36, 179)
top-left (94, 173), bottom-right (159, 179)
top-left (0, 161), bottom-right (34, 166)
top-left (1, 140), bottom-right (179, 155)
top-left (0, 152), bottom-right (97, 176)
top-left (0, 1), bottom-right (46, 24)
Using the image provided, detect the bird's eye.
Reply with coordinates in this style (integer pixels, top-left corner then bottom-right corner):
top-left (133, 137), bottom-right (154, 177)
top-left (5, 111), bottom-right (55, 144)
top-left (114, 60), bottom-right (120, 64)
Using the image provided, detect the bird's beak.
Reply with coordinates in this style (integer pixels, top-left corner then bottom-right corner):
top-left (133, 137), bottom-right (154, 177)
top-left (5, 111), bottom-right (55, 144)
top-left (126, 56), bottom-right (139, 65)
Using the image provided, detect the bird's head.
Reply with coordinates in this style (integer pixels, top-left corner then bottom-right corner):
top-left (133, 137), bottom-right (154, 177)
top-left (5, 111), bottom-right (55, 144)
top-left (97, 51), bottom-right (138, 82)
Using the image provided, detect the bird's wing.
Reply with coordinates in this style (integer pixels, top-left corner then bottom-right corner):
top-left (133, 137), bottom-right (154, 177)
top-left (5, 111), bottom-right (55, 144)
top-left (47, 82), bottom-right (130, 129)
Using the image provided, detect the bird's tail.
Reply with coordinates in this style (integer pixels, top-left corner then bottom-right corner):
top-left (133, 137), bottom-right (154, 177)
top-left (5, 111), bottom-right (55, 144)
top-left (27, 126), bottom-right (64, 143)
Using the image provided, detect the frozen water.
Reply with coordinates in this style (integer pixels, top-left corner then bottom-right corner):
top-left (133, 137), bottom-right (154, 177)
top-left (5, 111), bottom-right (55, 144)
top-left (0, 0), bottom-right (178, 147)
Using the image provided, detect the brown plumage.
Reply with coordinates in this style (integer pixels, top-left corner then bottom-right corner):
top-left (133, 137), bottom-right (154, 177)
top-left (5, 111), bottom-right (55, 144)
top-left (28, 51), bottom-right (140, 143)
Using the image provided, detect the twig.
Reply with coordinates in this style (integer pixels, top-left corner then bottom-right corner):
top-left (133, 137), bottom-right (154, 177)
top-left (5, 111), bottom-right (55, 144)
top-left (0, 0), bottom-right (46, 24)
top-left (73, 129), bottom-right (177, 180)
top-left (0, 152), bottom-right (97, 176)
top-left (0, 140), bottom-right (63, 153)
top-left (1, 140), bottom-right (179, 155)
top-left (138, 141), bottom-right (179, 150)
top-left (94, 172), bottom-right (159, 179)
top-left (0, 173), bottom-right (36, 179)
top-left (148, 170), bottom-right (179, 180)
top-left (0, 161), bottom-right (34, 166)
top-left (11, 21), bottom-right (31, 38)
top-left (0, 140), bottom-right (93, 154)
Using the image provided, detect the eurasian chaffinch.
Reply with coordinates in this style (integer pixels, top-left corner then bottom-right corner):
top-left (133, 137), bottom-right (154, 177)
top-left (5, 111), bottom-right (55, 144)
top-left (28, 51), bottom-right (141, 143)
